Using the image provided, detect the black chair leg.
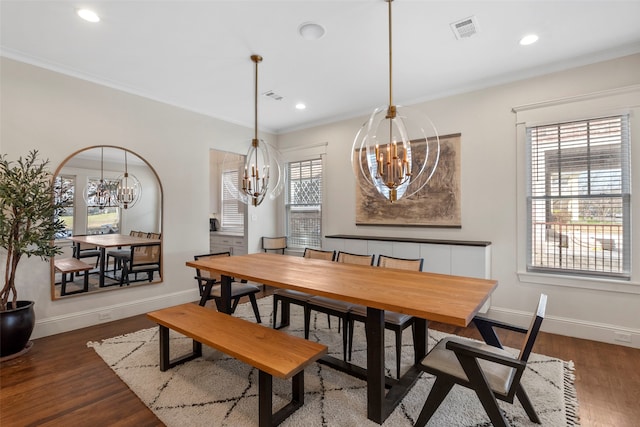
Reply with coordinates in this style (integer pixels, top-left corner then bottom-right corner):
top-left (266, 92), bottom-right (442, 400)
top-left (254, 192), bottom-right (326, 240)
top-left (516, 385), bottom-right (541, 423)
top-left (458, 354), bottom-right (509, 427)
top-left (415, 376), bottom-right (455, 427)
top-left (395, 328), bottom-right (402, 379)
top-left (347, 318), bottom-right (355, 361)
top-left (303, 305), bottom-right (311, 339)
top-left (248, 294), bottom-right (262, 323)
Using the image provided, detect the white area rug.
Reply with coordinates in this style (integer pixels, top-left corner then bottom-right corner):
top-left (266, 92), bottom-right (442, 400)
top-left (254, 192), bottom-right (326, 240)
top-left (88, 296), bottom-right (580, 426)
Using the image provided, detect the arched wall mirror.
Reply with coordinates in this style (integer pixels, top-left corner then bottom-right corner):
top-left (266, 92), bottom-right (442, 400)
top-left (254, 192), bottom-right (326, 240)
top-left (50, 145), bottom-right (163, 300)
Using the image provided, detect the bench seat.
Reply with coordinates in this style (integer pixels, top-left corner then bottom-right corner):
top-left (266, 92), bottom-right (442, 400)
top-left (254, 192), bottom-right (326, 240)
top-left (54, 258), bottom-right (93, 296)
top-left (147, 303), bottom-right (327, 426)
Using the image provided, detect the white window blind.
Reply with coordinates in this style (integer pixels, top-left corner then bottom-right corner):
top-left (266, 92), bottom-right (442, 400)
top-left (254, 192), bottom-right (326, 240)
top-left (221, 169), bottom-right (244, 229)
top-left (286, 158), bottom-right (322, 249)
top-left (527, 115), bottom-right (631, 278)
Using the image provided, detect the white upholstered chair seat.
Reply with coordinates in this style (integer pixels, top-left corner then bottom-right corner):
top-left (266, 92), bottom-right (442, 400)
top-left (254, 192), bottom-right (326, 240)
top-left (421, 336), bottom-right (517, 395)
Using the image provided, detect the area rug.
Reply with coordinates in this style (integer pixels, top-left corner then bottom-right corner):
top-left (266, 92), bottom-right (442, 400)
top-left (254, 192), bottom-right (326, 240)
top-left (88, 296), bottom-right (580, 426)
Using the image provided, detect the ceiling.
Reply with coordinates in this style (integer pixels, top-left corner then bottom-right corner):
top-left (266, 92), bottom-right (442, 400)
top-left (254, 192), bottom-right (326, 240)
top-left (2, 1), bottom-right (640, 134)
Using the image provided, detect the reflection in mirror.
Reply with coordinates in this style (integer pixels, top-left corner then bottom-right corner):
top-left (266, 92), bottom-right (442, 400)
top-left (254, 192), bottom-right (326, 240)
top-left (50, 146), bottom-right (163, 300)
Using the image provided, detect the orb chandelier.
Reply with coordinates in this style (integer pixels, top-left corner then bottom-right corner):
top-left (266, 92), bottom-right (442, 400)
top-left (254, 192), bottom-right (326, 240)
top-left (237, 54), bottom-right (283, 207)
top-left (83, 147), bottom-right (115, 209)
top-left (115, 150), bottom-right (141, 209)
top-left (352, 0), bottom-right (440, 202)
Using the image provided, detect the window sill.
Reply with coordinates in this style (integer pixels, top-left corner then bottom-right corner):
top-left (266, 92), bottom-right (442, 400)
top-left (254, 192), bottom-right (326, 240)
top-left (517, 270), bottom-right (640, 294)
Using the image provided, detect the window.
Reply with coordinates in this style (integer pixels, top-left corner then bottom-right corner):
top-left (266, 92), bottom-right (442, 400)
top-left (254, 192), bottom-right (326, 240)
top-left (221, 169), bottom-right (244, 229)
top-left (86, 177), bottom-right (120, 235)
top-left (527, 115), bottom-right (631, 279)
top-left (286, 158), bottom-right (322, 249)
top-left (54, 174), bottom-right (75, 239)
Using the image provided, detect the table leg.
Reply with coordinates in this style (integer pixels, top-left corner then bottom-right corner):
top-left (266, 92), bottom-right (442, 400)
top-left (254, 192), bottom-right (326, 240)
top-left (98, 247), bottom-right (106, 287)
top-left (413, 317), bottom-right (428, 364)
top-left (220, 274), bottom-right (233, 314)
top-left (366, 306), bottom-right (385, 424)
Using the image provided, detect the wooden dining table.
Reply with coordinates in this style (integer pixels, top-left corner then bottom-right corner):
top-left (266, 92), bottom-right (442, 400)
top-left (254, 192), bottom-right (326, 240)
top-left (186, 252), bottom-right (497, 424)
top-left (66, 234), bottom-right (161, 288)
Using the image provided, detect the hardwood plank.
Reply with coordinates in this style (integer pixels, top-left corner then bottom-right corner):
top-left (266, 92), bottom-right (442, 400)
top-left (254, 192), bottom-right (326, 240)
top-left (1, 291), bottom-right (638, 427)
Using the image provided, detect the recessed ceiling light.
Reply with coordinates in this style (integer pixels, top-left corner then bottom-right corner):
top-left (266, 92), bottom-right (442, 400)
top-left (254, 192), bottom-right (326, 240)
top-left (295, 103), bottom-right (306, 110)
top-left (77, 9), bottom-right (100, 23)
top-left (298, 22), bottom-right (326, 40)
top-left (520, 34), bottom-right (539, 46)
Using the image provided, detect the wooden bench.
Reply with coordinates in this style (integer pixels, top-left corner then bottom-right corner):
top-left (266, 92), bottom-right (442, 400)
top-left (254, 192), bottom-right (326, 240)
top-left (54, 258), bottom-right (93, 296)
top-left (146, 303), bottom-right (327, 427)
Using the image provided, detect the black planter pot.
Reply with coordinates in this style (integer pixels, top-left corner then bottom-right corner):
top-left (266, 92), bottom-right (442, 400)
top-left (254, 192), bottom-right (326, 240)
top-left (0, 300), bottom-right (35, 357)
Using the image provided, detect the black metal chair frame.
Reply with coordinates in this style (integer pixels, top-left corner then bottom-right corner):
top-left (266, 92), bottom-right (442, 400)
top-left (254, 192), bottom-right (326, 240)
top-left (118, 242), bottom-right (161, 287)
top-left (106, 231), bottom-right (148, 276)
top-left (72, 238), bottom-right (101, 277)
top-left (347, 254), bottom-right (424, 379)
top-left (415, 294), bottom-right (548, 427)
top-left (194, 252), bottom-right (262, 323)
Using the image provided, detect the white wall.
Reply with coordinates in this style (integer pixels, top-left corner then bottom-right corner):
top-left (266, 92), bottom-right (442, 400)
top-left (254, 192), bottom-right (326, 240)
top-left (2, 53), bottom-right (639, 348)
top-left (277, 53), bottom-right (640, 348)
top-left (0, 57), bottom-right (278, 338)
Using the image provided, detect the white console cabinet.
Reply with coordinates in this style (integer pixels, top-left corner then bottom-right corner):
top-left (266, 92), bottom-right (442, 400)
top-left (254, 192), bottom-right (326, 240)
top-left (323, 235), bottom-right (492, 311)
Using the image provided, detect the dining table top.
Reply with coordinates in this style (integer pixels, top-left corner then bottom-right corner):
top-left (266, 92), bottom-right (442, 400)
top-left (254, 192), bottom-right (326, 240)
top-left (66, 234), bottom-right (161, 248)
top-left (186, 252), bottom-right (497, 327)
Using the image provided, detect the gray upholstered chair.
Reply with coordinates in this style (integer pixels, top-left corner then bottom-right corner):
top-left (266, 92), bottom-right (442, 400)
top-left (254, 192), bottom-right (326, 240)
top-left (272, 248), bottom-right (336, 329)
top-left (193, 252), bottom-right (261, 323)
top-left (262, 236), bottom-right (287, 254)
top-left (304, 251), bottom-right (375, 360)
top-left (347, 254), bottom-right (424, 379)
top-left (415, 294), bottom-right (548, 427)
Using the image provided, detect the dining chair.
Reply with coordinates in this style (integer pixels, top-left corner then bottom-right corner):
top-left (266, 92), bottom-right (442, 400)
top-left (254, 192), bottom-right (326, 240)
top-left (272, 248), bottom-right (336, 329)
top-left (193, 252), bottom-right (262, 323)
top-left (118, 242), bottom-right (161, 287)
top-left (415, 294), bottom-right (548, 427)
top-left (106, 230), bottom-right (146, 275)
top-left (72, 238), bottom-right (101, 277)
top-left (347, 254), bottom-right (424, 379)
top-left (304, 251), bottom-right (374, 361)
top-left (261, 236), bottom-right (287, 254)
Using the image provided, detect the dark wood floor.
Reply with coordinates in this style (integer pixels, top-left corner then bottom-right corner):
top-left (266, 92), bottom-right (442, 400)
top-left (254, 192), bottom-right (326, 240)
top-left (1, 291), bottom-right (639, 427)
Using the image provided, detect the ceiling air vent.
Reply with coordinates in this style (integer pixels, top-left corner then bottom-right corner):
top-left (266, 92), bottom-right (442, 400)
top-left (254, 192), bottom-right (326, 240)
top-left (262, 90), bottom-right (284, 101)
top-left (450, 16), bottom-right (479, 40)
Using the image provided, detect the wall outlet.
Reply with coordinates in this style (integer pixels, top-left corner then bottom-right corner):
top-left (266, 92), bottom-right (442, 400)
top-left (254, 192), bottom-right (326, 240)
top-left (614, 331), bottom-right (632, 343)
top-left (98, 311), bottom-right (112, 322)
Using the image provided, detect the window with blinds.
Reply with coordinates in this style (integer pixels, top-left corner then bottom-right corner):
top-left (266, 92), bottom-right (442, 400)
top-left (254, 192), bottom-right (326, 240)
top-left (221, 169), bottom-right (244, 229)
top-left (286, 158), bottom-right (322, 249)
top-left (527, 115), bottom-right (631, 278)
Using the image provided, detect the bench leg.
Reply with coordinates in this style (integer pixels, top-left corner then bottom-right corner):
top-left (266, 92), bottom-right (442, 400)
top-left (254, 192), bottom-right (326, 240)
top-left (60, 271), bottom-right (68, 296)
top-left (261, 370), bottom-right (305, 427)
top-left (158, 325), bottom-right (202, 372)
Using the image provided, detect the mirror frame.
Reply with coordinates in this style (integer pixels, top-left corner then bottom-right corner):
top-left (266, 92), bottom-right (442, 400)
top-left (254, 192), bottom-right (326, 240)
top-left (50, 145), bottom-right (164, 300)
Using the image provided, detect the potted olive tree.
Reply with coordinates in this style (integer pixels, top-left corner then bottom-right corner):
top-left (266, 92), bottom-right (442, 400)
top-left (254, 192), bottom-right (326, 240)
top-left (0, 150), bottom-right (66, 358)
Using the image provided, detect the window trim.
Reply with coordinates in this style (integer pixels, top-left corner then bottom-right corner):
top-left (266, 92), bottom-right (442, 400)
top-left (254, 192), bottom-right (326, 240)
top-left (285, 157), bottom-right (323, 250)
top-left (514, 85), bottom-right (640, 293)
top-left (525, 115), bottom-right (630, 279)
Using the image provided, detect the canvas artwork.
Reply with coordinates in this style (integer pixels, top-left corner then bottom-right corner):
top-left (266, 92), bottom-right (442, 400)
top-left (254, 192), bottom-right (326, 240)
top-left (355, 133), bottom-right (461, 227)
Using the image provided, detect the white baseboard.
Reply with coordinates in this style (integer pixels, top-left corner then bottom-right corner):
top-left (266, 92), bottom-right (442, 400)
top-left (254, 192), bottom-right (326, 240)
top-left (32, 289), bottom-right (198, 339)
top-left (488, 306), bottom-right (640, 349)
